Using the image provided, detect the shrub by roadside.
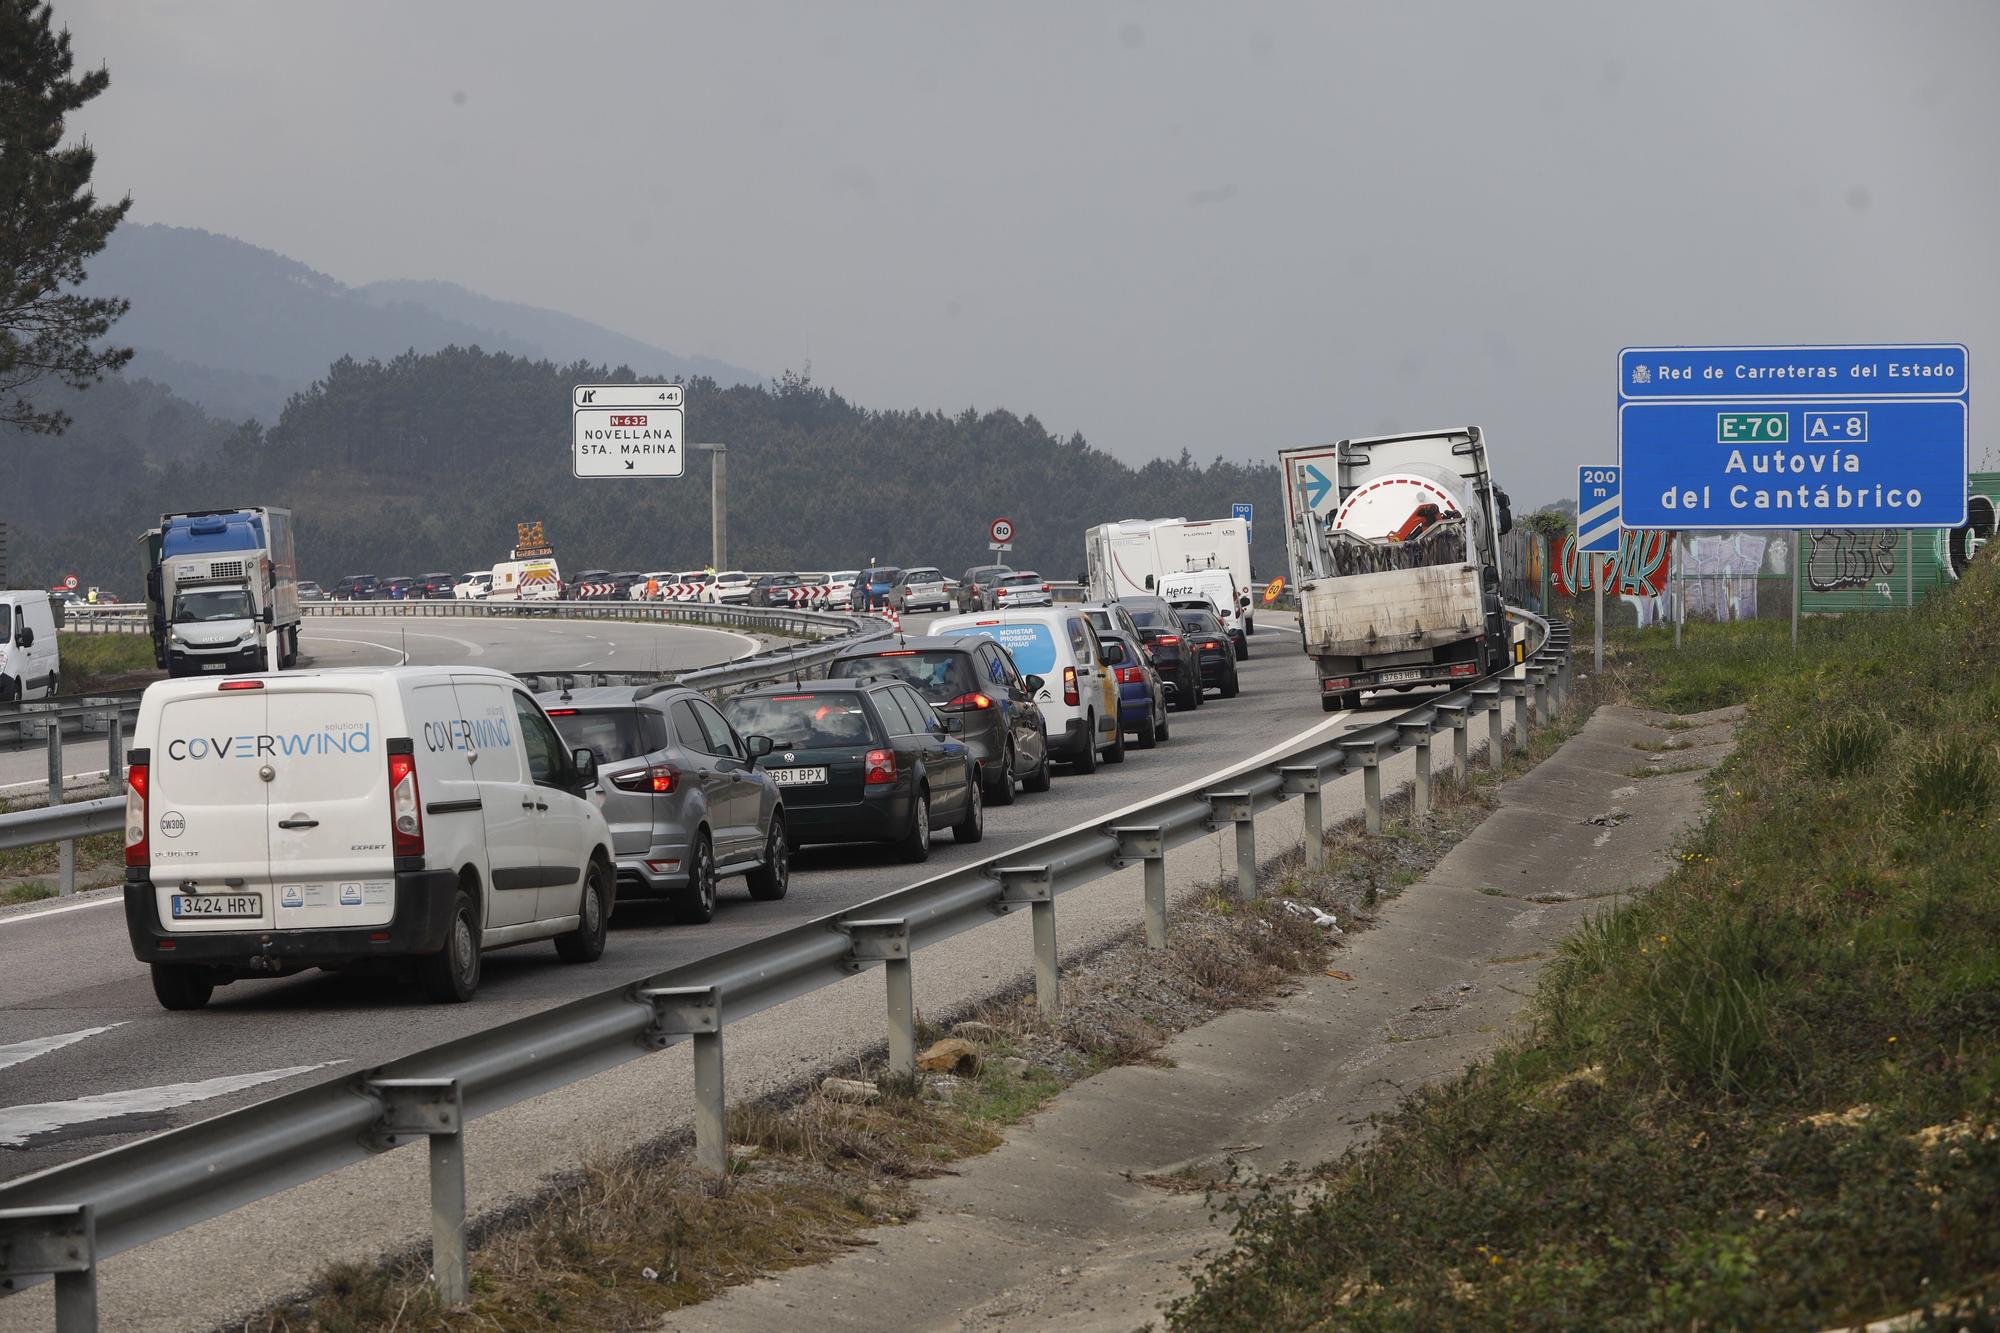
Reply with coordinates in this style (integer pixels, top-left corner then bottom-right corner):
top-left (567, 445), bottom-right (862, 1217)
top-left (1169, 555), bottom-right (2000, 1330)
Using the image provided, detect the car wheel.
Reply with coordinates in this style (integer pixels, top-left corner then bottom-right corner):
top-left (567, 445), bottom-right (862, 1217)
top-left (1103, 714), bottom-right (1126, 764)
top-left (1221, 669), bottom-right (1240, 700)
top-left (419, 889), bottom-right (481, 1003)
top-left (555, 859), bottom-right (611, 963)
top-left (987, 743), bottom-right (1017, 806)
top-left (150, 963), bottom-right (214, 1011)
top-left (1235, 636), bottom-right (1250, 662)
top-left (1071, 714), bottom-right (1098, 773)
top-left (674, 833), bottom-right (718, 924)
top-left (1321, 694), bottom-right (1342, 713)
top-left (746, 818), bottom-right (790, 901)
top-left (954, 775), bottom-right (984, 843)
top-left (1024, 734), bottom-right (1053, 793)
top-left (1132, 707), bottom-right (1156, 749)
top-left (897, 790), bottom-right (933, 863)
top-left (1155, 706), bottom-right (1170, 742)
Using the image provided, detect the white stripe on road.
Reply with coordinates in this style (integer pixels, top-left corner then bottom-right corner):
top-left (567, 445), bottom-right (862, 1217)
top-left (300, 633), bottom-right (408, 664)
top-left (0, 1024), bottom-right (124, 1073)
top-left (0, 1063), bottom-right (339, 1147)
top-left (0, 895), bottom-right (122, 928)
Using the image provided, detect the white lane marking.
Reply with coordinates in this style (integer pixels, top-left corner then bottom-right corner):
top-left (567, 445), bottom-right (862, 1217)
top-left (300, 629), bottom-right (489, 661)
top-left (301, 633), bottom-right (408, 664)
top-left (0, 1025), bottom-right (124, 1073)
top-left (0, 1063), bottom-right (339, 1147)
top-left (0, 896), bottom-right (122, 929)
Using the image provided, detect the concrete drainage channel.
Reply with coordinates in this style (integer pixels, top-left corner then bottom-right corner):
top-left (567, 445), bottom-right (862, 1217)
top-left (0, 611), bottom-right (1567, 1331)
top-left (0, 603), bottom-right (895, 900)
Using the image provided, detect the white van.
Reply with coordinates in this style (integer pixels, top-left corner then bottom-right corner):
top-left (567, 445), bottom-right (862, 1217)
top-left (1161, 569), bottom-right (1251, 659)
top-left (489, 558), bottom-right (562, 601)
top-left (123, 666), bottom-right (615, 1010)
top-left (930, 607), bottom-right (1125, 771)
top-left (0, 591), bottom-right (60, 701)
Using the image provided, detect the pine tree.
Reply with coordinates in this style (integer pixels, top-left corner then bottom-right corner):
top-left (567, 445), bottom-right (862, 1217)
top-left (0, 0), bottom-right (131, 434)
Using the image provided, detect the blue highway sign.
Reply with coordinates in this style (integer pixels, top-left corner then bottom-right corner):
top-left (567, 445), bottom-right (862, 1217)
top-left (1618, 344), bottom-right (1968, 530)
top-left (1576, 466), bottom-right (1621, 553)
top-left (1232, 501), bottom-right (1253, 538)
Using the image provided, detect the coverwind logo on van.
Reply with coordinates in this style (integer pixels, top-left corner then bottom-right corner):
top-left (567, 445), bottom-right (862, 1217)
top-left (166, 726), bottom-right (373, 761)
top-left (423, 716), bottom-right (515, 753)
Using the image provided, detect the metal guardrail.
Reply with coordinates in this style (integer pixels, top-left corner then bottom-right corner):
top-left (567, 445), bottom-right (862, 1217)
top-left (0, 613), bottom-right (1568, 1329)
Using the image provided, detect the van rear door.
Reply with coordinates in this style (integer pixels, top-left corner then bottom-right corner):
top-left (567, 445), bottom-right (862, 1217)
top-left (263, 683), bottom-right (395, 928)
top-left (150, 686), bottom-right (273, 932)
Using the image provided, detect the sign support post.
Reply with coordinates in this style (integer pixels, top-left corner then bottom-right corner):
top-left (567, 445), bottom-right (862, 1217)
top-left (1593, 556), bottom-right (1605, 671)
top-left (1790, 529), bottom-right (1801, 649)
top-left (1576, 465), bottom-right (1621, 673)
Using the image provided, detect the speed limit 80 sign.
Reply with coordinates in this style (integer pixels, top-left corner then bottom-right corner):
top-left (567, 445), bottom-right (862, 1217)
top-left (989, 517), bottom-right (1015, 545)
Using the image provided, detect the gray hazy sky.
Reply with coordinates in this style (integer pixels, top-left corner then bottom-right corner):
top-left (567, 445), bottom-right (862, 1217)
top-left (60, 0), bottom-right (2000, 503)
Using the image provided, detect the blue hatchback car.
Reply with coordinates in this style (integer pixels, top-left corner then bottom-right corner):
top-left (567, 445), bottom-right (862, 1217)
top-left (1099, 630), bottom-right (1168, 749)
top-left (850, 566), bottom-right (903, 611)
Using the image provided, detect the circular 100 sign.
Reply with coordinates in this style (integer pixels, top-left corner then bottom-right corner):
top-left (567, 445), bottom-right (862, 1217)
top-left (990, 517), bottom-right (1015, 544)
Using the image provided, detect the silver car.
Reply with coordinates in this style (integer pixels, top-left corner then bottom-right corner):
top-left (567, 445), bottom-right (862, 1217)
top-left (541, 685), bottom-right (789, 924)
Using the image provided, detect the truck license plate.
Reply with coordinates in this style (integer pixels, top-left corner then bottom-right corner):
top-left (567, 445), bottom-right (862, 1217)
top-left (172, 893), bottom-right (262, 919)
top-left (767, 767), bottom-right (828, 786)
top-left (1377, 669), bottom-right (1424, 685)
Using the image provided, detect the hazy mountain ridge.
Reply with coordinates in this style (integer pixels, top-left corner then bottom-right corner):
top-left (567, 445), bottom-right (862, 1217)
top-left (80, 224), bottom-right (761, 422)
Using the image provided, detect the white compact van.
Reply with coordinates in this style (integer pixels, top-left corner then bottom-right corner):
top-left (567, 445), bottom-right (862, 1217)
top-left (930, 607), bottom-right (1125, 771)
top-left (0, 591), bottom-right (60, 702)
top-left (123, 666), bottom-right (615, 1009)
top-left (1161, 569), bottom-right (1251, 658)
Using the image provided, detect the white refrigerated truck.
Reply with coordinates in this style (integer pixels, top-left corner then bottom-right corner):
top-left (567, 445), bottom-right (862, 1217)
top-left (1083, 517), bottom-right (1256, 634)
top-left (1280, 427), bottom-right (1514, 712)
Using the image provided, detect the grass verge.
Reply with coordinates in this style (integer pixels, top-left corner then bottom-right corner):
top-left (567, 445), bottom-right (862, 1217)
top-left (54, 631), bottom-right (159, 693)
top-left (244, 702), bottom-right (1584, 1331)
top-left (1169, 556), bottom-right (2000, 1330)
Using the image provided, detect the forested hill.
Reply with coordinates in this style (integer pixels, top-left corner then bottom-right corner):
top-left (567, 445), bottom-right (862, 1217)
top-left (4, 348), bottom-right (1287, 590)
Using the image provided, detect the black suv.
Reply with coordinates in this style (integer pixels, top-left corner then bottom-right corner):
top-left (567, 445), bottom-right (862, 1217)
top-left (724, 678), bottom-right (981, 862)
top-left (827, 636), bottom-right (1052, 803)
top-left (1136, 624), bottom-right (1202, 711)
top-left (419, 572), bottom-right (458, 600)
top-left (1176, 606), bottom-right (1241, 699)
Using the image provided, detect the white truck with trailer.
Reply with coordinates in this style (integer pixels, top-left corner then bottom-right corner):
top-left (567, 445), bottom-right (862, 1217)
top-left (1280, 427), bottom-right (1514, 712)
top-left (1084, 517), bottom-right (1256, 634)
top-left (141, 507), bottom-right (302, 678)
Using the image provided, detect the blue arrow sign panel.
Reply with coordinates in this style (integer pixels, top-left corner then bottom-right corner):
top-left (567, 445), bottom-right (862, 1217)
top-left (1576, 466), bottom-right (1620, 553)
top-left (1300, 465), bottom-right (1332, 513)
top-left (1619, 398), bottom-right (1967, 529)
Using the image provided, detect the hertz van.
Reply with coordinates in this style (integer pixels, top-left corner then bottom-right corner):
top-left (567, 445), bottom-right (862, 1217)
top-left (123, 666), bottom-right (615, 1009)
top-left (930, 606), bottom-right (1125, 771)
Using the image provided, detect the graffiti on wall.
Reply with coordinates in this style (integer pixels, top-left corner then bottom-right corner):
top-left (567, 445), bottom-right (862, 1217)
top-left (1805, 529), bottom-right (1899, 594)
top-left (1554, 529), bottom-right (1672, 598)
top-left (1948, 495), bottom-right (1995, 579)
top-left (1677, 532), bottom-right (1771, 622)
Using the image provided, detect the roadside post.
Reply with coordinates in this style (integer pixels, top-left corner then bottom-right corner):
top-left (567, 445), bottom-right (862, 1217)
top-left (1791, 528), bottom-right (1802, 648)
top-left (1577, 465), bottom-right (1620, 672)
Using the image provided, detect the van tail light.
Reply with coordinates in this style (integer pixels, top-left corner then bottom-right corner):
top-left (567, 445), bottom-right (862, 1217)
top-left (124, 761), bottom-right (150, 867)
top-left (1062, 666), bottom-right (1079, 706)
top-left (388, 745), bottom-right (424, 857)
top-left (947, 692), bottom-right (994, 711)
top-left (865, 749), bottom-right (897, 785)
top-left (1115, 665), bottom-right (1146, 685)
top-left (612, 764), bottom-right (679, 794)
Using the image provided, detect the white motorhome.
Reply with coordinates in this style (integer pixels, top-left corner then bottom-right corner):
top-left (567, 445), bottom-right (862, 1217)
top-left (122, 667), bottom-right (615, 1008)
top-left (1084, 518), bottom-right (1256, 633)
top-left (0, 591), bottom-right (60, 701)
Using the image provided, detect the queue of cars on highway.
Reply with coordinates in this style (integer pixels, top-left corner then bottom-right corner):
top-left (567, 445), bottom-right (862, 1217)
top-left (117, 577), bottom-right (1264, 1009)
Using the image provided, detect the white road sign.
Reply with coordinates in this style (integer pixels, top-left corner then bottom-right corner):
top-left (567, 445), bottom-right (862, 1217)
top-left (573, 383), bottom-right (684, 408)
top-left (573, 405), bottom-right (684, 478)
top-left (990, 517), bottom-right (1015, 544)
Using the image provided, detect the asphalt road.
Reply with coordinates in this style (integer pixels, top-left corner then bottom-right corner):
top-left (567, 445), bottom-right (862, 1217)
top-left (0, 614), bottom-right (1411, 1182)
top-left (0, 616), bottom-right (763, 790)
